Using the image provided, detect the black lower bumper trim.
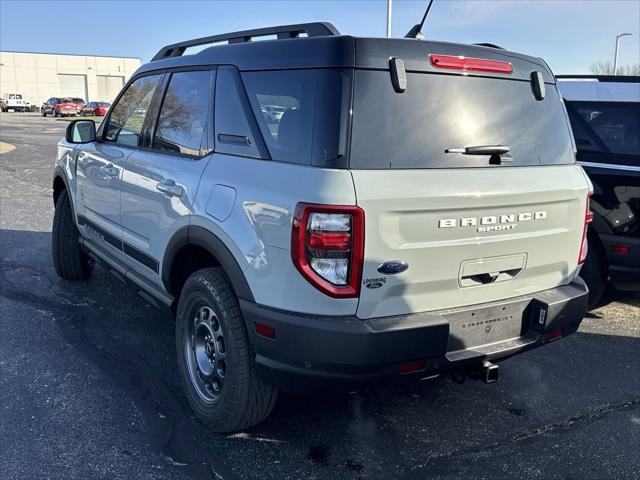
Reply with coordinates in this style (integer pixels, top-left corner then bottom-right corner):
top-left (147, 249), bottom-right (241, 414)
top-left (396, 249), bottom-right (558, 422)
top-left (241, 279), bottom-right (588, 392)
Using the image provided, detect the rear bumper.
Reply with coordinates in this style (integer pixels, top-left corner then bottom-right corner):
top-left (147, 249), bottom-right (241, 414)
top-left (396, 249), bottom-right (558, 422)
top-left (240, 279), bottom-right (588, 392)
top-left (600, 234), bottom-right (640, 291)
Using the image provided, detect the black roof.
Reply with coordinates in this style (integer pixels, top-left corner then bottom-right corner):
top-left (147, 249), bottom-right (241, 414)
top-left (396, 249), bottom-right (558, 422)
top-left (556, 75), bottom-right (640, 83)
top-left (136, 22), bottom-right (554, 83)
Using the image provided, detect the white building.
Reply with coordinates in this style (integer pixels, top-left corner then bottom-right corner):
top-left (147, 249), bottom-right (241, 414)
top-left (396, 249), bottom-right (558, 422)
top-left (0, 51), bottom-right (140, 107)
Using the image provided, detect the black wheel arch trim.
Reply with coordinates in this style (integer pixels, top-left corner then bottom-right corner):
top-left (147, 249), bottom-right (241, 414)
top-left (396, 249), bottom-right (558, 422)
top-left (162, 225), bottom-right (255, 302)
top-left (52, 166), bottom-right (70, 205)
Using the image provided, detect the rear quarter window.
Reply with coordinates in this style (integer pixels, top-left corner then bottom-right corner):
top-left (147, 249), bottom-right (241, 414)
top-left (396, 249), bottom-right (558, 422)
top-left (242, 69), bottom-right (351, 167)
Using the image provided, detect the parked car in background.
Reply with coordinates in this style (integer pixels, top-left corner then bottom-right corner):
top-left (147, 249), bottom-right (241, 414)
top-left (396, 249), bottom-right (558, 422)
top-left (71, 97), bottom-right (86, 112)
top-left (558, 75), bottom-right (640, 308)
top-left (80, 101), bottom-right (111, 116)
top-left (1, 93), bottom-right (29, 112)
top-left (41, 97), bottom-right (78, 117)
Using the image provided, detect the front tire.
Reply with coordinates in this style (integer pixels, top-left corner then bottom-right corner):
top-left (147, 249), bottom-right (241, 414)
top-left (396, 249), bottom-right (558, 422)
top-left (175, 268), bottom-right (278, 432)
top-left (52, 189), bottom-right (92, 280)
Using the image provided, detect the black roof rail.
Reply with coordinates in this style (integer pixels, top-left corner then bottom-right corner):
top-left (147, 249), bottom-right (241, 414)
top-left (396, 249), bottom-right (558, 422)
top-left (474, 43), bottom-right (504, 49)
top-left (151, 22), bottom-right (340, 61)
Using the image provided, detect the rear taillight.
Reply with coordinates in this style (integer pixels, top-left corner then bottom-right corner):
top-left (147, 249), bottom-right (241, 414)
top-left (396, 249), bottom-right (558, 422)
top-left (578, 192), bottom-right (594, 265)
top-left (429, 54), bottom-right (513, 74)
top-left (291, 203), bottom-right (364, 298)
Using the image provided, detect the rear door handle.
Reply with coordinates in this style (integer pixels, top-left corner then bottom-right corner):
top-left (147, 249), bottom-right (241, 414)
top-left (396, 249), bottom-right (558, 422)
top-left (99, 163), bottom-right (118, 177)
top-left (156, 179), bottom-right (183, 197)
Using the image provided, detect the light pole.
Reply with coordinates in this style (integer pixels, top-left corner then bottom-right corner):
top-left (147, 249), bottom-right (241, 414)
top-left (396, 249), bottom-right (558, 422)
top-left (613, 33), bottom-right (632, 75)
top-left (386, 0), bottom-right (392, 38)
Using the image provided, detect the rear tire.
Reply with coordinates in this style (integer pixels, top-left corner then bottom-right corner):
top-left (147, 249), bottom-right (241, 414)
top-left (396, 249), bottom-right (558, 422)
top-left (52, 189), bottom-right (92, 280)
top-left (175, 267), bottom-right (278, 432)
top-left (579, 231), bottom-right (607, 310)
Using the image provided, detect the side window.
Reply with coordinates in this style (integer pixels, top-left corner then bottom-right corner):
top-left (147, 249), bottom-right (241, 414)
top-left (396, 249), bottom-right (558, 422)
top-left (104, 74), bottom-right (163, 147)
top-left (152, 70), bottom-right (212, 156)
top-left (566, 101), bottom-right (640, 157)
top-left (242, 69), bottom-right (350, 167)
top-left (242, 70), bottom-right (317, 165)
top-left (214, 66), bottom-right (267, 159)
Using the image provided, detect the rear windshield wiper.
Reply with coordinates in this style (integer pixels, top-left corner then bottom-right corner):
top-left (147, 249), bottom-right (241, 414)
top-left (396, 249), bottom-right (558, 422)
top-left (445, 145), bottom-right (510, 155)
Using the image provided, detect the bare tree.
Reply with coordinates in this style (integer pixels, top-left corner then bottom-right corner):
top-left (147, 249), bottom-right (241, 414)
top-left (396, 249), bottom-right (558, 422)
top-left (590, 61), bottom-right (640, 75)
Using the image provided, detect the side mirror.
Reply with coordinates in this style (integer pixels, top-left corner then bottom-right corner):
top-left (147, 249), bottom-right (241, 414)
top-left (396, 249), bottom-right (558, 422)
top-left (66, 119), bottom-right (96, 144)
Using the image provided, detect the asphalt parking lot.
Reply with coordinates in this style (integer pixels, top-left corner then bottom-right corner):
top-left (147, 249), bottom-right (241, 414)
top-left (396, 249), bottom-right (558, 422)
top-left (1, 112), bottom-right (639, 480)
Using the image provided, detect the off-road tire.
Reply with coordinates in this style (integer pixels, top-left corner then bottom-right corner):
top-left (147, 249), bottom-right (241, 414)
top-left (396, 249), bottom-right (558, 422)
top-left (176, 267), bottom-right (278, 432)
top-left (580, 230), bottom-right (607, 310)
top-left (52, 189), bottom-right (92, 280)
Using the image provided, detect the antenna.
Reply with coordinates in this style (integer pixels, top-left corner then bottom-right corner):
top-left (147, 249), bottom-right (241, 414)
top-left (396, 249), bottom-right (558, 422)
top-left (404, 0), bottom-right (435, 39)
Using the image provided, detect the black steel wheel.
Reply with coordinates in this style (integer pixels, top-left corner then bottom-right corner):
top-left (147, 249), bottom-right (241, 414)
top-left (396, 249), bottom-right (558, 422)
top-left (186, 305), bottom-right (227, 402)
top-left (175, 268), bottom-right (278, 432)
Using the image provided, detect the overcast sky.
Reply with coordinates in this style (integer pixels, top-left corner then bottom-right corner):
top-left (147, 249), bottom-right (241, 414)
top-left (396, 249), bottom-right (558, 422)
top-left (1, 0), bottom-right (638, 73)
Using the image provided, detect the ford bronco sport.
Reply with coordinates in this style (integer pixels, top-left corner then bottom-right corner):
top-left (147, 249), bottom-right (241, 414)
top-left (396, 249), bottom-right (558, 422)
top-left (52, 23), bottom-right (592, 432)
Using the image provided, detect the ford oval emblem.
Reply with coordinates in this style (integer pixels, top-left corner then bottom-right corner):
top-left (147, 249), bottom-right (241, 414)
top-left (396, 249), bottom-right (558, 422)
top-left (377, 261), bottom-right (409, 275)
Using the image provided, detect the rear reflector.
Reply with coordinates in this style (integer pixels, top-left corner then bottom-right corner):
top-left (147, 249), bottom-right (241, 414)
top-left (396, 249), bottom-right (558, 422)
top-left (547, 328), bottom-right (563, 341)
top-left (612, 245), bottom-right (630, 255)
top-left (429, 54), bottom-right (513, 74)
top-left (400, 361), bottom-right (428, 374)
top-left (309, 232), bottom-right (351, 250)
top-left (255, 322), bottom-right (276, 339)
top-left (578, 192), bottom-right (594, 265)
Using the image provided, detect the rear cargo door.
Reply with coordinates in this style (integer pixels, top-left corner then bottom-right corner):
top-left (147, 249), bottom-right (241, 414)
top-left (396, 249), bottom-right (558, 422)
top-left (350, 47), bottom-right (591, 319)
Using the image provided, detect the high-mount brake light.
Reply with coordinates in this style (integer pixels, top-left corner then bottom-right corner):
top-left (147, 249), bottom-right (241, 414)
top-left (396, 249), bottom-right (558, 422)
top-left (291, 203), bottom-right (364, 298)
top-left (429, 54), bottom-right (513, 74)
top-left (578, 192), bottom-right (594, 265)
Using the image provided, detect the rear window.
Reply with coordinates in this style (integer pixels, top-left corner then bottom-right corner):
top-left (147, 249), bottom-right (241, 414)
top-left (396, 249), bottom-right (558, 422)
top-left (349, 71), bottom-right (575, 169)
top-left (242, 69), bottom-right (351, 167)
top-left (564, 101), bottom-right (640, 156)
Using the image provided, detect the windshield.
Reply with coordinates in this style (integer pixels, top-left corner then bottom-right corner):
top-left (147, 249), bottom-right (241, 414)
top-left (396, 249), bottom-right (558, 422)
top-left (350, 71), bottom-right (575, 169)
top-left (565, 101), bottom-right (640, 156)
top-left (8, 94), bottom-right (15, 99)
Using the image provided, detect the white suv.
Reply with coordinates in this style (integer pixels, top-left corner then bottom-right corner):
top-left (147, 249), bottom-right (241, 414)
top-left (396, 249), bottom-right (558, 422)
top-left (51, 23), bottom-right (592, 432)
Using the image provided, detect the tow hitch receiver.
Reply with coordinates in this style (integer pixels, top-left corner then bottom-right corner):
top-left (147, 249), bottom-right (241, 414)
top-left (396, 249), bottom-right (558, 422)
top-left (480, 361), bottom-right (499, 384)
top-left (466, 361), bottom-right (500, 384)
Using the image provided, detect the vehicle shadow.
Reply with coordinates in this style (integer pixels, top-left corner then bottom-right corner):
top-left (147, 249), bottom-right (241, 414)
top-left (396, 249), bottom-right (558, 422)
top-left (1, 228), bottom-right (638, 480)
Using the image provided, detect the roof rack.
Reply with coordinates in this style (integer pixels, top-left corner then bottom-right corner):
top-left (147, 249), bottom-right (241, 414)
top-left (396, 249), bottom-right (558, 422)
top-left (474, 43), bottom-right (505, 50)
top-left (151, 22), bottom-right (340, 61)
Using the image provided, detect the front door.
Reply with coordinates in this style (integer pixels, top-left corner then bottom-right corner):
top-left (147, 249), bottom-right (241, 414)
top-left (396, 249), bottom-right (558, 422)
top-left (76, 73), bottom-right (164, 253)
